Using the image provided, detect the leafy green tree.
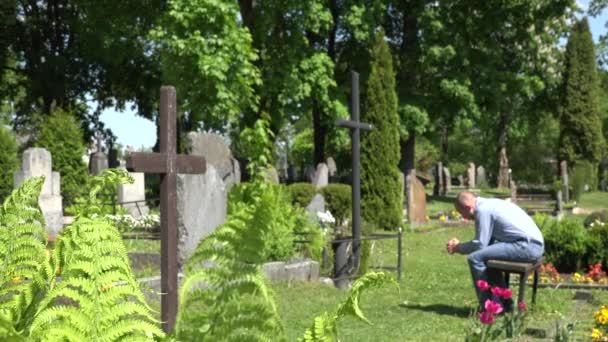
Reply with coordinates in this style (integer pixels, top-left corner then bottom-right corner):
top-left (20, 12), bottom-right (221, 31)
top-left (2, 0), bottom-right (163, 137)
top-left (361, 30), bottom-right (402, 230)
top-left (35, 109), bottom-right (88, 206)
top-left (559, 17), bottom-right (606, 165)
top-left (151, 0), bottom-right (261, 133)
top-left (0, 125), bottom-right (18, 202)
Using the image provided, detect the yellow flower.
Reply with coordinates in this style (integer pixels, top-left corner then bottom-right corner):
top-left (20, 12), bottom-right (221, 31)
top-left (425, 215), bottom-right (430, 222)
top-left (439, 215), bottom-right (447, 221)
top-left (10, 276), bottom-right (22, 285)
top-left (599, 315), bottom-right (608, 325)
top-left (592, 328), bottom-right (603, 340)
top-left (573, 273), bottom-right (583, 283)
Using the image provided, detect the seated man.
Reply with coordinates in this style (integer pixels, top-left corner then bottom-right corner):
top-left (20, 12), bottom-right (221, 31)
top-left (446, 191), bottom-right (544, 309)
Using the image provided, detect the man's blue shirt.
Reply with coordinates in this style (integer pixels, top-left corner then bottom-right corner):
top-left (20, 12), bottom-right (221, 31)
top-left (456, 197), bottom-right (544, 254)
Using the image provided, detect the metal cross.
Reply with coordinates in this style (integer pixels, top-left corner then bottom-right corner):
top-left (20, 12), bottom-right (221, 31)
top-left (336, 71), bottom-right (373, 270)
top-left (126, 86), bottom-right (206, 332)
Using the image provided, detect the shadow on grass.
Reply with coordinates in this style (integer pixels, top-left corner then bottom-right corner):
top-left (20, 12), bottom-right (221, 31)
top-left (399, 302), bottom-right (473, 318)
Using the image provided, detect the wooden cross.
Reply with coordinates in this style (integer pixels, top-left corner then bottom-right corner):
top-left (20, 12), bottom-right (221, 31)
top-left (336, 71), bottom-right (373, 270)
top-left (126, 86), bottom-right (206, 332)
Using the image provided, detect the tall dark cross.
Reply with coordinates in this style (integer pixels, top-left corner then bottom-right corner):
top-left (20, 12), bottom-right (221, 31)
top-left (126, 86), bottom-right (206, 332)
top-left (336, 71), bottom-right (373, 269)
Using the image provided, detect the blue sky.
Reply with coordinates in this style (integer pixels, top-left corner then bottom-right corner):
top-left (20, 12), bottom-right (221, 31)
top-left (100, 2), bottom-right (608, 149)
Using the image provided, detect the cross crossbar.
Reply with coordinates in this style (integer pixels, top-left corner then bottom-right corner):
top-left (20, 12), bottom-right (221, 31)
top-left (336, 119), bottom-right (373, 131)
top-left (126, 153), bottom-right (206, 174)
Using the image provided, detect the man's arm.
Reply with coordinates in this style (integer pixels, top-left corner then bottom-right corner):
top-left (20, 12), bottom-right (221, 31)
top-left (454, 210), bottom-right (493, 254)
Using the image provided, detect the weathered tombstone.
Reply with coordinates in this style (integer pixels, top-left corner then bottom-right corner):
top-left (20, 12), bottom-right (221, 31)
top-left (476, 165), bottom-right (487, 187)
top-left (13, 148), bottom-right (63, 237)
top-left (326, 157), bottom-right (337, 178)
top-left (185, 132), bottom-right (241, 189)
top-left (277, 156), bottom-right (288, 182)
top-left (406, 170), bottom-right (427, 226)
top-left (177, 165), bottom-right (226, 268)
top-left (433, 162), bottom-right (444, 196)
top-left (457, 175), bottom-right (464, 186)
top-left (126, 86), bottom-right (206, 332)
top-left (312, 163), bottom-right (329, 189)
top-left (117, 172), bottom-right (149, 218)
top-left (89, 132), bottom-right (108, 175)
top-left (510, 180), bottom-right (517, 203)
top-left (555, 190), bottom-right (563, 214)
top-left (467, 162), bottom-right (476, 188)
top-left (304, 165), bottom-right (316, 182)
top-left (305, 193), bottom-right (325, 216)
top-left (262, 166), bottom-right (279, 183)
top-left (287, 165), bottom-right (296, 184)
top-left (443, 166), bottom-right (451, 192)
top-left (560, 161), bottom-right (569, 203)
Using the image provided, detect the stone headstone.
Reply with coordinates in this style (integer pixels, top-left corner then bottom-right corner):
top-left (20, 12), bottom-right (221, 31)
top-left (457, 175), bottom-right (464, 186)
top-left (560, 160), bottom-right (569, 203)
top-left (433, 162), bottom-right (444, 196)
top-left (467, 162), bottom-right (476, 188)
top-left (304, 165), bottom-right (316, 183)
top-left (185, 132), bottom-right (241, 188)
top-left (510, 180), bottom-right (517, 203)
top-left (117, 172), bottom-right (149, 218)
top-left (287, 166), bottom-right (296, 183)
top-left (89, 151), bottom-right (108, 175)
top-left (556, 190), bottom-right (563, 213)
top-left (13, 148), bottom-right (63, 236)
top-left (406, 170), bottom-right (426, 227)
top-left (326, 157), bottom-right (337, 177)
top-left (312, 163), bottom-right (329, 189)
top-left (263, 167), bottom-right (280, 183)
top-left (476, 165), bottom-right (487, 187)
top-left (305, 193), bottom-right (325, 216)
top-left (277, 157), bottom-right (288, 181)
top-left (108, 148), bottom-right (120, 168)
top-left (177, 165), bottom-right (227, 268)
top-left (443, 166), bottom-right (451, 192)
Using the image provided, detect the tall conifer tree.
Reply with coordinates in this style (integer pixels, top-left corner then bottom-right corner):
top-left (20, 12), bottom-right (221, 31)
top-left (361, 30), bottom-right (402, 230)
top-left (559, 18), bottom-right (605, 164)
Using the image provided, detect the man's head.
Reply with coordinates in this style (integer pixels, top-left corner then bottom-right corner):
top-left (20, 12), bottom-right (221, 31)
top-left (455, 191), bottom-right (477, 220)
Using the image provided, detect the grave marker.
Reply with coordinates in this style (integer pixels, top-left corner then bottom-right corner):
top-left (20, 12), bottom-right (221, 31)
top-left (126, 86), bottom-right (206, 332)
top-left (336, 71), bottom-right (373, 270)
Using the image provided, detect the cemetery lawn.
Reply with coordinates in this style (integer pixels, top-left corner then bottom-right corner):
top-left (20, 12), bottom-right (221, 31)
top-left (273, 226), bottom-right (608, 341)
top-left (577, 191), bottom-right (608, 209)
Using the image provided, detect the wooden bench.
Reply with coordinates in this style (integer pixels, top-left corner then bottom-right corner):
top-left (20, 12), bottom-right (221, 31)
top-left (486, 257), bottom-right (545, 305)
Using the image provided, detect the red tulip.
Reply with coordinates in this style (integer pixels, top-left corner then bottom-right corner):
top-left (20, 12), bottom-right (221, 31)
top-left (484, 299), bottom-right (503, 315)
top-left (477, 280), bottom-right (490, 291)
top-left (478, 311), bottom-right (496, 325)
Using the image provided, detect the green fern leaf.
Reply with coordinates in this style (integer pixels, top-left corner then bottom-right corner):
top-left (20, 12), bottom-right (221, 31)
top-left (30, 217), bottom-right (163, 341)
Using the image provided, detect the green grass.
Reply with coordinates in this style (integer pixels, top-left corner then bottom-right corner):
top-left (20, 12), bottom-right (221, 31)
top-left (273, 226), bottom-right (608, 341)
top-left (577, 191), bottom-right (608, 209)
top-left (426, 195), bottom-right (456, 216)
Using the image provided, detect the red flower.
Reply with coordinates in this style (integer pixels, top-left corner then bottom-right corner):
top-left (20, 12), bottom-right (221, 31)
top-left (478, 311), bottom-right (496, 325)
top-left (518, 302), bottom-right (526, 310)
top-left (477, 280), bottom-right (490, 291)
top-left (490, 287), bottom-right (513, 299)
top-left (484, 299), bottom-right (503, 315)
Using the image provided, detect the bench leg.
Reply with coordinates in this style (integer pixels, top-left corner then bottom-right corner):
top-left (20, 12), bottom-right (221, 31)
top-left (518, 272), bottom-right (526, 305)
top-left (532, 269), bottom-right (539, 305)
top-left (504, 272), bottom-right (510, 287)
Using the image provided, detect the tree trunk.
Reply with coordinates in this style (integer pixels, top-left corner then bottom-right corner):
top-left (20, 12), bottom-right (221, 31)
top-left (497, 111), bottom-right (510, 188)
top-left (312, 99), bottom-right (326, 166)
top-left (238, 0), bottom-right (254, 34)
top-left (441, 125), bottom-right (449, 163)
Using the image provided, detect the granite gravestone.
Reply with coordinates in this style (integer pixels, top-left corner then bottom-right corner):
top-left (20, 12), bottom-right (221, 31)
top-left (13, 148), bottom-right (63, 237)
top-left (185, 132), bottom-right (240, 189)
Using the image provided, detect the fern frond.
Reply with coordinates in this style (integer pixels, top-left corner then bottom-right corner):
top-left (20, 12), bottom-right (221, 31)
top-left (299, 272), bottom-right (398, 341)
top-left (30, 216), bottom-right (163, 341)
top-left (0, 177), bottom-right (51, 333)
top-left (336, 272), bottom-right (398, 324)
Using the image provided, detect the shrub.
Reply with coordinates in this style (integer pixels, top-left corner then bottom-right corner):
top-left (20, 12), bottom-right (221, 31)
top-left (542, 218), bottom-right (590, 272)
top-left (287, 182), bottom-right (317, 208)
top-left (35, 109), bottom-right (89, 206)
top-left (320, 183), bottom-right (352, 226)
top-left (0, 126), bottom-right (18, 202)
top-left (584, 211), bottom-right (608, 228)
top-left (360, 30), bottom-right (402, 231)
top-left (587, 221), bottom-right (608, 266)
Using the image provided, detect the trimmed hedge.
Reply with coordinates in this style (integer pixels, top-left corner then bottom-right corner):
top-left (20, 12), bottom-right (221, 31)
top-left (320, 184), bottom-right (351, 225)
top-left (286, 183), bottom-right (317, 208)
